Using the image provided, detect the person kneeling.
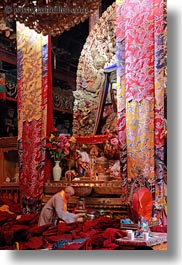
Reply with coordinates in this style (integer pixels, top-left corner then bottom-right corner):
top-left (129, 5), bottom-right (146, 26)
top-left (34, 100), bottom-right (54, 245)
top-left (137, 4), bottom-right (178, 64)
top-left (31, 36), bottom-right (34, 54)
top-left (38, 186), bottom-right (85, 226)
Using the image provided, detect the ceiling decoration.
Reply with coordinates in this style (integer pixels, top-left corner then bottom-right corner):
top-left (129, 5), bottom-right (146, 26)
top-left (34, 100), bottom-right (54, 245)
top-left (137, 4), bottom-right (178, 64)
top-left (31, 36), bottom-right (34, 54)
top-left (0, 17), bottom-right (15, 39)
top-left (0, 0), bottom-right (101, 36)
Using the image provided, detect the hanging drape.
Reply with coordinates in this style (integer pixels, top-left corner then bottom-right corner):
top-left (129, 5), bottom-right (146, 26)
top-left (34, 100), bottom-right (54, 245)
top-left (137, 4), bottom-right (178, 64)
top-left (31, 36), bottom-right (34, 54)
top-left (17, 23), bottom-right (53, 213)
top-left (116, 0), bottom-right (167, 207)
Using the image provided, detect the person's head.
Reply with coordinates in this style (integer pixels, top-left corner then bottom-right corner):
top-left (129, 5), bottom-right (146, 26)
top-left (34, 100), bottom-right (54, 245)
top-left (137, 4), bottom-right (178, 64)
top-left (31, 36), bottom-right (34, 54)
top-left (64, 186), bottom-right (75, 199)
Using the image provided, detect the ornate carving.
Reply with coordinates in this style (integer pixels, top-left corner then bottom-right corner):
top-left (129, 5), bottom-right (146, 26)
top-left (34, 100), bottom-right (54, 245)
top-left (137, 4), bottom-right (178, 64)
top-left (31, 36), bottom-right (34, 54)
top-left (53, 87), bottom-right (74, 111)
top-left (1, 1), bottom-right (101, 36)
top-left (73, 2), bottom-right (116, 136)
top-left (5, 82), bottom-right (17, 98)
top-left (101, 112), bottom-right (118, 134)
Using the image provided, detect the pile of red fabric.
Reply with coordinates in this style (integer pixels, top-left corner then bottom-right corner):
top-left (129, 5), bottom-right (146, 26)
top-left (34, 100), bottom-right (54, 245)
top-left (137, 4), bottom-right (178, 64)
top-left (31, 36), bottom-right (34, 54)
top-left (0, 198), bottom-right (167, 250)
top-left (150, 225), bottom-right (167, 233)
top-left (50, 217), bottom-right (127, 250)
top-left (0, 199), bottom-right (127, 250)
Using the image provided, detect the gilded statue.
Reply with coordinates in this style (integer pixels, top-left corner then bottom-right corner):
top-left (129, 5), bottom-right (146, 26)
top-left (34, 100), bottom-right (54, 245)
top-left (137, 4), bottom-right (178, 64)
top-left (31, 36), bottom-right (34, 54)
top-left (85, 52), bottom-right (107, 95)
top-left (73, 2), bottom-right (116, 136)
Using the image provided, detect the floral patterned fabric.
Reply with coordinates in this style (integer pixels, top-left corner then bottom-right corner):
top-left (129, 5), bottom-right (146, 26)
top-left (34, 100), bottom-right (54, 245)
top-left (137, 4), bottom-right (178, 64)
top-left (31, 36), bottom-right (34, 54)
top-left (126, 100), bottom-right (155, 180)
top-left (116, 0), bottom-right (166, 207)
top-left (17, 23), bottom-right (50, 208)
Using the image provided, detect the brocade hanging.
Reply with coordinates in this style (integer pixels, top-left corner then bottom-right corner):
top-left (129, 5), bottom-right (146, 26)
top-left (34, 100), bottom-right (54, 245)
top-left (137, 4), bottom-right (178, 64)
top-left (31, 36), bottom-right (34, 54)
top-left (17, 23), bottom-right (49, 211)
top-left (116, 0), bottom-right (166, 208)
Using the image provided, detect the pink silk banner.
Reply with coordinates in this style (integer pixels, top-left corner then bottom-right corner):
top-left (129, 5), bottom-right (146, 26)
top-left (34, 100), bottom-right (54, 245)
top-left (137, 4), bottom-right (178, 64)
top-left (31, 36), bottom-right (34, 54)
top-left (116, 0), bottom-right (166, 207)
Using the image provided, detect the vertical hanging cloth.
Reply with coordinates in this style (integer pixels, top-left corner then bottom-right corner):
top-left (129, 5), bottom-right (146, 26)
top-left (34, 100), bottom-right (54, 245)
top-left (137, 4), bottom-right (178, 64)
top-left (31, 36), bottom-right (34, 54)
top-left (116, 0), bottom-right (128, 203)
top-left (17, 23), bottom-right (53, 213)
top-left (153, 0), bottom-right (167, 208)
top-left (44, 35), bottom-right (54, 182)
top-left (124, 0), bottom-right (156, 182)
top-left (116, 0), bottom-right (166, 206)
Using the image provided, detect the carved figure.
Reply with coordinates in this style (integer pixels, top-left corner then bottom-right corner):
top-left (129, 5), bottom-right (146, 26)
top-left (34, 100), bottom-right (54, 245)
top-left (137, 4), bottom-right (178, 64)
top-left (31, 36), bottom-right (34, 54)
top-left (101, 112), bottom-right (118, 134)
top-left (85, 53), bottom-right (106, 94)
top-left (73, 3), bottom-right (116, 136)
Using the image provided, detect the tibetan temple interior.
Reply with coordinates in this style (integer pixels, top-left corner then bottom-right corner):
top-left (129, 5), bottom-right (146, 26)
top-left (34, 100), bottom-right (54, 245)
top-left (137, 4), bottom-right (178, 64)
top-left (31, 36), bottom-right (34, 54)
top-left (0, 0), bottom-right (168, 251)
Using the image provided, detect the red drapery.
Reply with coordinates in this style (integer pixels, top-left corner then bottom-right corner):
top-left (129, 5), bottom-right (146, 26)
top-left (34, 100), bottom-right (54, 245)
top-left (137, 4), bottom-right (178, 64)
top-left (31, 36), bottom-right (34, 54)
top-left (44, 35), bottom-right (54, 181)
top-left (17, 23), bottom-right (53, 213)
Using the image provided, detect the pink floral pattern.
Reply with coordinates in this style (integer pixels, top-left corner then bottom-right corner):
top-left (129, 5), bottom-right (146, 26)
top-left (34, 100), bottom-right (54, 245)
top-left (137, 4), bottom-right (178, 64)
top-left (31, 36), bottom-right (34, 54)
top-left (116, 0), bottom-right (166, 206)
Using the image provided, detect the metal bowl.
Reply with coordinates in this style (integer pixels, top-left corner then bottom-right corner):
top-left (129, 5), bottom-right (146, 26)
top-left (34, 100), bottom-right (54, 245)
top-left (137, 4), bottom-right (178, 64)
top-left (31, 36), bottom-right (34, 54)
top-left (86, 213), bottom-right (95, 220)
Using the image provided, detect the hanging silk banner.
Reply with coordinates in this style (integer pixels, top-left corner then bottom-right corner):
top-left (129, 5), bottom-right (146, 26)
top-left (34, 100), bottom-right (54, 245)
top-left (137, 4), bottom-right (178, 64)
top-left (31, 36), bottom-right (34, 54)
top-left (17, 22), bottom-right (50, 213)
top-left (123, 0), bottom-right (155, 182)
top-left (126, 100), bottom-right (155, 180)
top-left (116, 0), bottom-right (128, 203)
top-left (116, 0), bottom-right (166, 207)
top-left (153, 0), bottom-right (167, 208)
